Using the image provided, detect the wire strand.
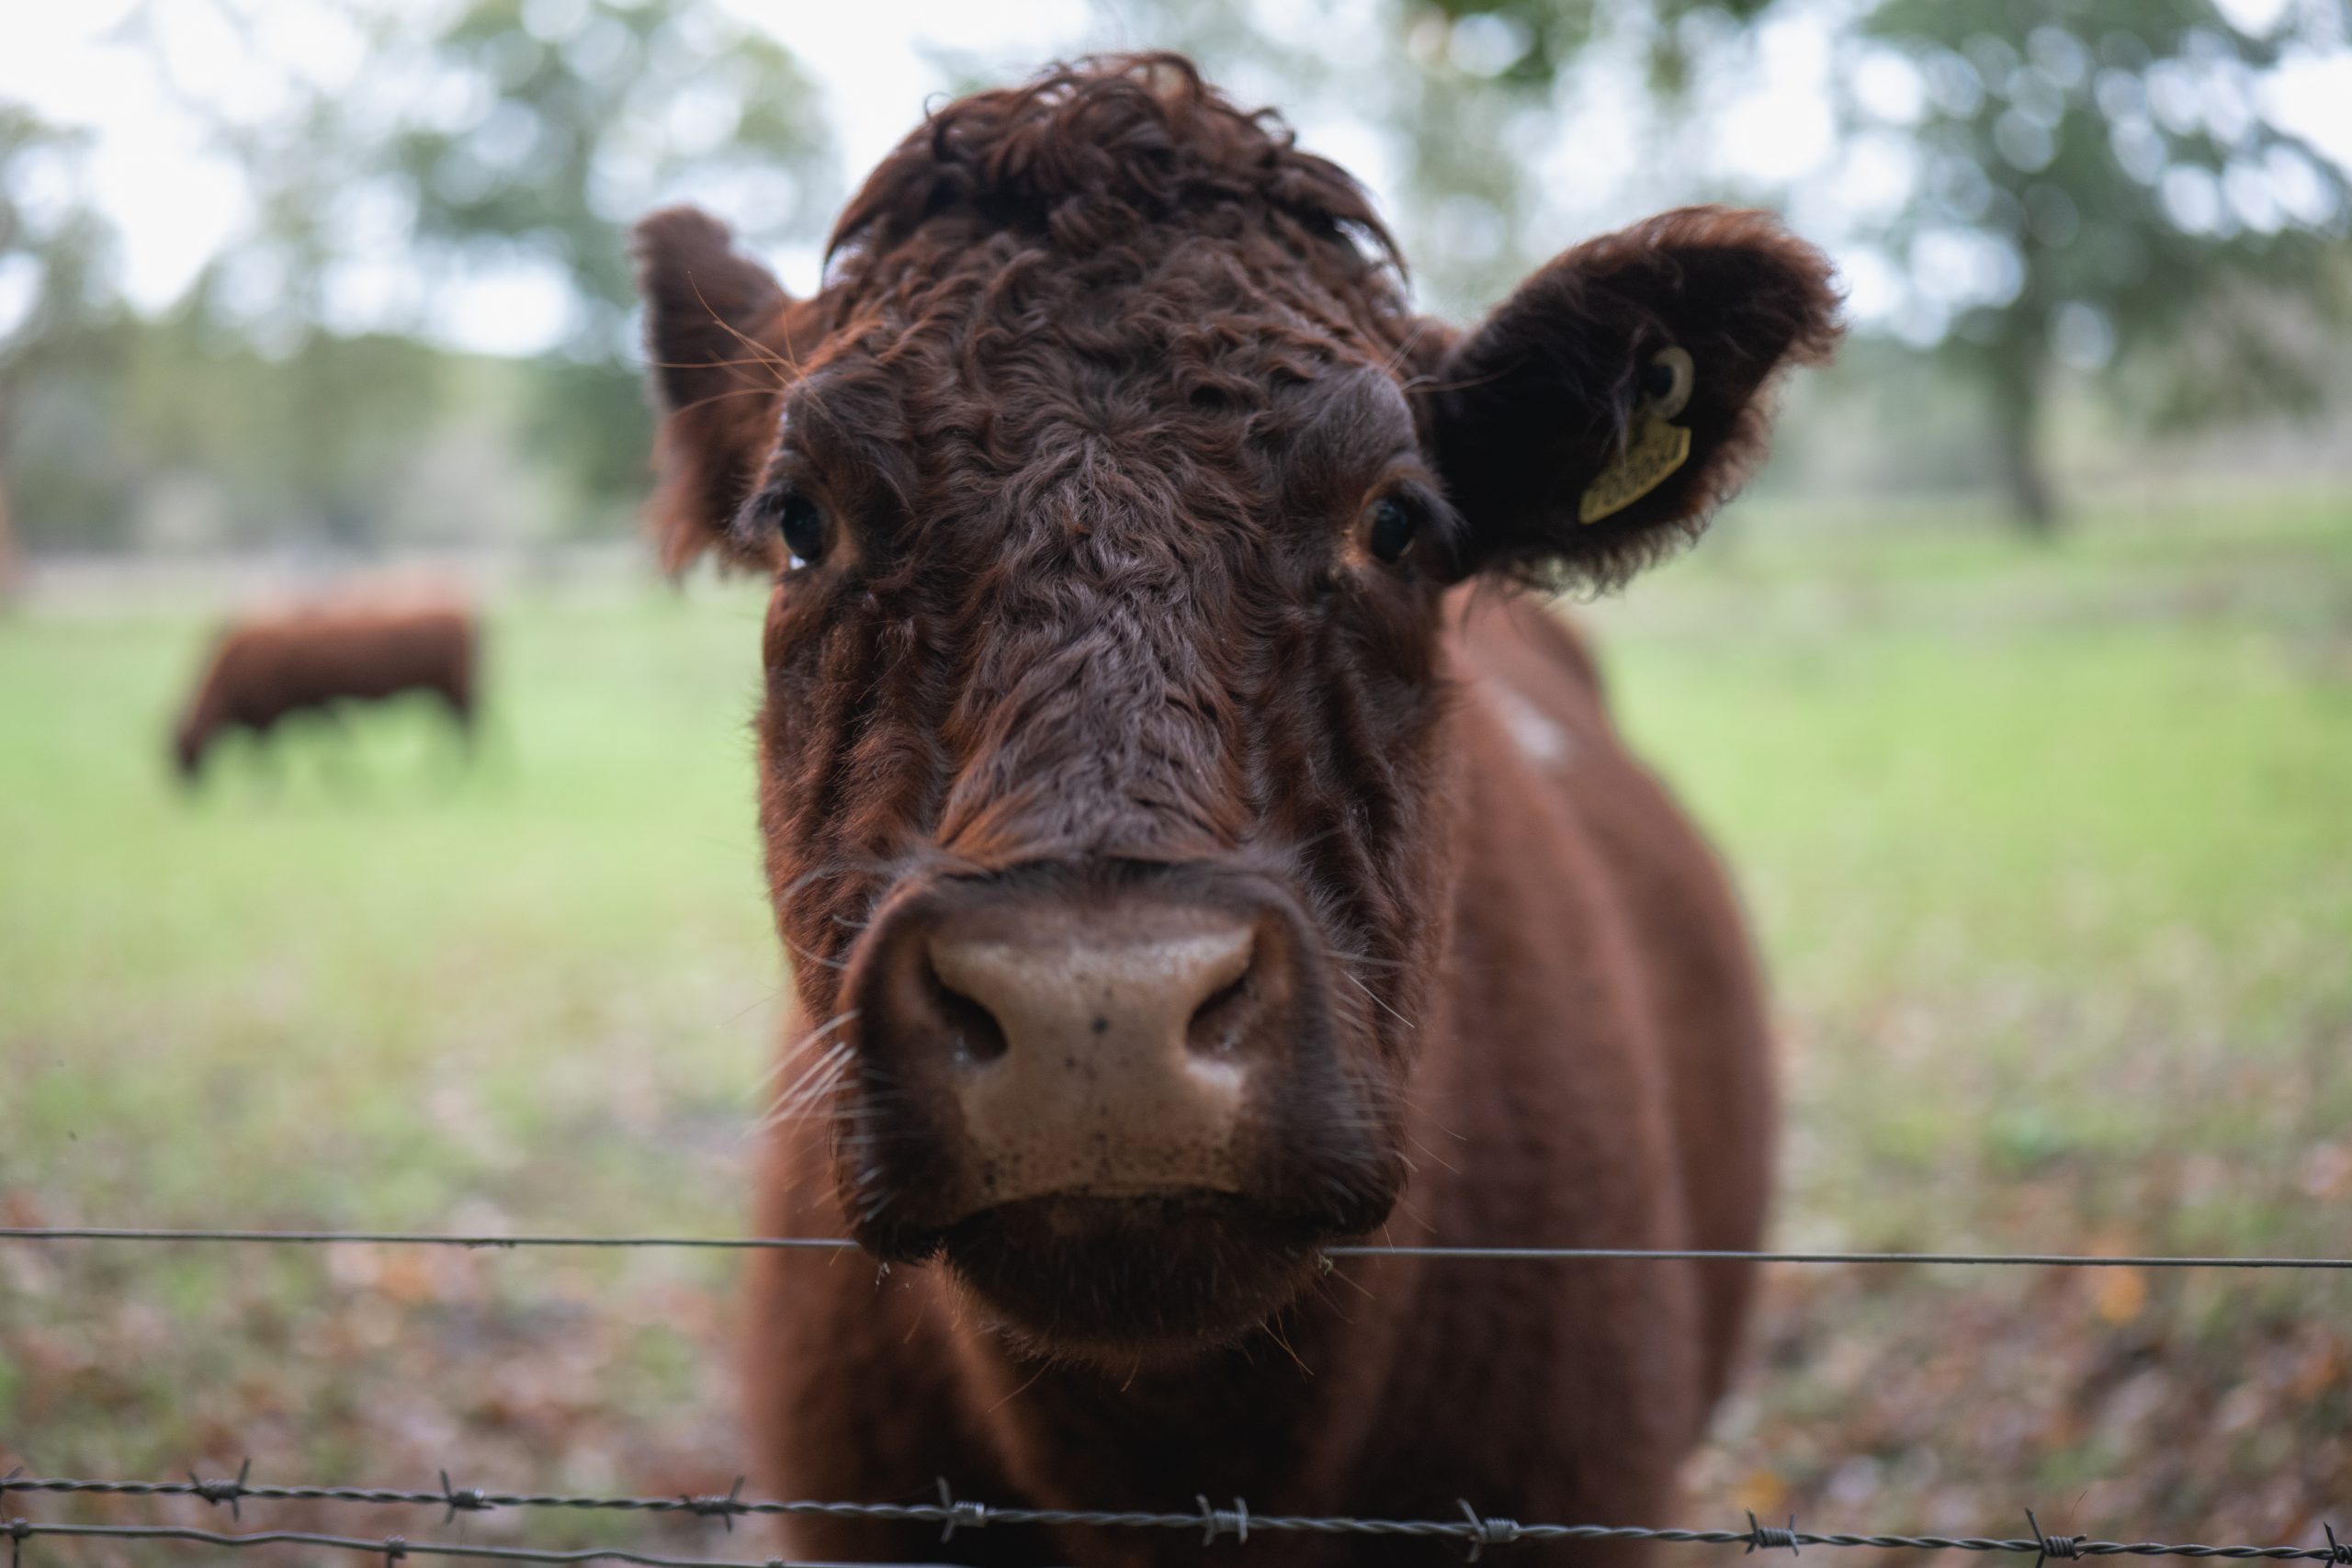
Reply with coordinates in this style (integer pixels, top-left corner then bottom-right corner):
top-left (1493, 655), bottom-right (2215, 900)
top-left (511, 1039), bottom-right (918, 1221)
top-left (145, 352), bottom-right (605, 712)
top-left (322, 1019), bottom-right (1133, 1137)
top-left (4, 1226), bottom-right (2350, 1269)
top-left (0, 1520), bottom-right (970, 1568)
top-left (7, 1478), bottom-right (2352, 1563)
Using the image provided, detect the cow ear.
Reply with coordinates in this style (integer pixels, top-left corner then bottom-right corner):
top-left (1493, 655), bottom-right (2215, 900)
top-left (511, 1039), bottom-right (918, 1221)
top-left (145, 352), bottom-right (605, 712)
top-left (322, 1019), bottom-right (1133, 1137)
top-left (634, 206), bottom-right (796, 572)
top-left (1425, 207), bottom-right (1841, 589)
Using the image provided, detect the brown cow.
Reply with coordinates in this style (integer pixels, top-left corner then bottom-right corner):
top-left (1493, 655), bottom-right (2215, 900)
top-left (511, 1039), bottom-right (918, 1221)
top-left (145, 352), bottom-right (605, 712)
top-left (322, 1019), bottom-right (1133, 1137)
top-left (635, 56), bottom-right (1838, 1567)
top-left (172, 596), bottom-right (478, 781)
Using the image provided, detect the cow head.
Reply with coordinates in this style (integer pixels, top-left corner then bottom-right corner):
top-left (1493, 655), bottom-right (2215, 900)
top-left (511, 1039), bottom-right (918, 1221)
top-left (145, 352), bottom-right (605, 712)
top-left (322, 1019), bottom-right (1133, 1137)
top-left (637, 55), bottom-right (1837, 1362)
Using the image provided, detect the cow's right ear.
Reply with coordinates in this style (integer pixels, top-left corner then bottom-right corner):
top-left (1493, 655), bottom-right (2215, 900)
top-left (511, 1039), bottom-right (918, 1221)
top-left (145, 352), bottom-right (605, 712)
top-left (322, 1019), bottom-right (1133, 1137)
top-left (634, 206), bottom-right (795, 572)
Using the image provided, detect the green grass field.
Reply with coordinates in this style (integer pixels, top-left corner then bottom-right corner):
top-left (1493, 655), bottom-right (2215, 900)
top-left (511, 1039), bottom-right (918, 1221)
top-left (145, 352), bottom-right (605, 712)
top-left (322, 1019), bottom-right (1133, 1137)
top-left (5, 493), bottom-right (2350, 1562)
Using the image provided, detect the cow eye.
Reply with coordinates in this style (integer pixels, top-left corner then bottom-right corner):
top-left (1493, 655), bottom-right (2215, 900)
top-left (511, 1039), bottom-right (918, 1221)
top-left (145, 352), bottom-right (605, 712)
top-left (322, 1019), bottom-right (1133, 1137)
top-left (1365, 497), bottom-right (1419, 564)
top-left (774, 491), bottom-right (829, 567)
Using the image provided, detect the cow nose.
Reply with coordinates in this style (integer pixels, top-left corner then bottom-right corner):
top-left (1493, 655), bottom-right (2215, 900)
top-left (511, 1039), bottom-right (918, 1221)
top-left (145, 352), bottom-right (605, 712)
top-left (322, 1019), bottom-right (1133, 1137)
top-left (854, 887), bottom-right (1296, 1211)
top-left (927, 919), bottom-right (1257, 1076)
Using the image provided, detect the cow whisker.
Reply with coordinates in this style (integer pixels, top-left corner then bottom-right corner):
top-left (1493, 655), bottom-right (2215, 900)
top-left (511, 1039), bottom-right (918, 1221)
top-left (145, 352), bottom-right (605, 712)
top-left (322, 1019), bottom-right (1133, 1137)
top-left (662, 383), bottom-right (797, 420)
top-left (761, 1042), bottom-right (855, 1131)
top-left (778, 863), bottom-right (858, 902)
top-left (757, 1009), bottom-right (862, 1090)
top-left (642, 352), bottom-right (801, 375)
top-left (782, 935), bottom-right (849, 973)
top-left (688, 276), bottom-right (797, 384)
top-left (1324, 948), bottom-right (1407, 973)
top-left (1403, 1131), bottom-right (1462, 1177)
top-left (1342, 970), bottom-right (1416, 1031)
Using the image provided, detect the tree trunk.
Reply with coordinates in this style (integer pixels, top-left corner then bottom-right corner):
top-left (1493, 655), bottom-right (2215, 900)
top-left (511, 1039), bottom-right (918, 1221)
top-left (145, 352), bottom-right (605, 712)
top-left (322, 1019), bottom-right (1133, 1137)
top-left (1992, 363), bottom-right (2059, 536)
top-left (0, 374), bottom-right (25, 602)
top-left (0, 457), bottom-right (20, 605)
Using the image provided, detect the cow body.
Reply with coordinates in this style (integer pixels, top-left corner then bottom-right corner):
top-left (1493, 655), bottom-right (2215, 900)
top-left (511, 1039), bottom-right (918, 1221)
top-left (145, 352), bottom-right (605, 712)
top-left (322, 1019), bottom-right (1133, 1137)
top-left (634, 54), bottom-right (1835, 1566)
top-left (174, 600), bottom-right (478, 779)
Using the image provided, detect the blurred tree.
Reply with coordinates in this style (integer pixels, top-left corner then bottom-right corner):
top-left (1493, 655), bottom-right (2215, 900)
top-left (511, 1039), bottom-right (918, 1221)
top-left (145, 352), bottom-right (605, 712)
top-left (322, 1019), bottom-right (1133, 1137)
top-left (1841, 0), bottom-right (2352, 529)
top-left (387, 0), bottom-right (834, 365)
top-left (1097, 0), bottom-right (1770, 314)
top-left (11, 316), bottom-right (564, 553)
top-left (1415, 0), bottom-right (1775, 91)
top-left (1396, 0), bottom-right (2352, 528)
top-left (382, 0), bottom-right (837, 533)
top-left (376, 0), bottom-right (846, 533)
top-left (124, 315), bottom-right (451, 548)
top-left (128, 0), bottom-right (836, 542)
top-left (1387, 2), bottom-right (1774, 315)
top-left (0, 105), bottom-right (118, 589)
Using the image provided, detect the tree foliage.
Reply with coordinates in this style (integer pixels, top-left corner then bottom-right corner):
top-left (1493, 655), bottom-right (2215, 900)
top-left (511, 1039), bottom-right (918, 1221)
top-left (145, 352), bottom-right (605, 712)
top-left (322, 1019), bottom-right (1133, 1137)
top-left (1389, 0), bottom-right (1775, 310)
top-left (1845, 0), bottom-right (2352, 525)
top-left (118, 0), bottom-right (835, 540)
top-left (387, 0), bottom-right (835, 362)
top-left (0, 105), bottom-right (119, 578)
top-left (1420, 0), bottom-right (1776, 92)
top-left (1408, 0), bottom-right (2352, 526)
top-left (0, 107), bottom-right (113, 388)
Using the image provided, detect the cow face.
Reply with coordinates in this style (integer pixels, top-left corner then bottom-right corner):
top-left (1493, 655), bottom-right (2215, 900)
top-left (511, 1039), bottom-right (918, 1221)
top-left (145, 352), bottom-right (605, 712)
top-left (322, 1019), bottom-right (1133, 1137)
top-left (638, 56), bottom-right (1836, 1362)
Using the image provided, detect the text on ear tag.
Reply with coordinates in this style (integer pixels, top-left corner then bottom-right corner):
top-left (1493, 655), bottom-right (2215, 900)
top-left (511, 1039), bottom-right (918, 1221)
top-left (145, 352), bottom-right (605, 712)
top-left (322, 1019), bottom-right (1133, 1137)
top-left (1578, 346), bottom-right (1695, 525)
top-left (1577, 417), bottom-right (1691, 525)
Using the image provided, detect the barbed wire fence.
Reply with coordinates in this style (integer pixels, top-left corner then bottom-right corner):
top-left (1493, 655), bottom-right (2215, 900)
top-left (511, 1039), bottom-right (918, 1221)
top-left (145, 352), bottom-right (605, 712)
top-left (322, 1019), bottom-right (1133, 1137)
top-left (6, 1225), bottom-right (2350, 1566)
top-left (7, 1471), bottom-right (2352, 1568)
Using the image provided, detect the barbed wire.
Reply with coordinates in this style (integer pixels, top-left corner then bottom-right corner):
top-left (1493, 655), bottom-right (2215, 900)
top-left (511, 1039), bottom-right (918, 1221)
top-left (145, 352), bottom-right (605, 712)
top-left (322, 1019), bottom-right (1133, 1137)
top-left (6, 1226), bottom-right (2351, 1269)
top-left (0, 1519), bottom-right (971, 1568)
top-left (6, 1473), bottom-right (2352, 1565)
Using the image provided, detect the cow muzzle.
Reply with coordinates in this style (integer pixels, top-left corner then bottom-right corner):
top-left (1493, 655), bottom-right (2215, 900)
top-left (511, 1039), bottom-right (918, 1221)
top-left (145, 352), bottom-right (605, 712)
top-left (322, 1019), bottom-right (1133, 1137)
top-left (937, 903), bottom-right (1261, 1184)
top-left (842, 868), bottom-right (1316, 1215)
top-left (831, 863), bottom-right (1394, 1351)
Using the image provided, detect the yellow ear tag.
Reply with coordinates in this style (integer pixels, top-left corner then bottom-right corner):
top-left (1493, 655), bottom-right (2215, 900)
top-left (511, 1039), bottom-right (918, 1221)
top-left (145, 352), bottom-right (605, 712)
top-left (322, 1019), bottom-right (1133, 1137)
top-left (1577, 346), bottom-right (1694, 525)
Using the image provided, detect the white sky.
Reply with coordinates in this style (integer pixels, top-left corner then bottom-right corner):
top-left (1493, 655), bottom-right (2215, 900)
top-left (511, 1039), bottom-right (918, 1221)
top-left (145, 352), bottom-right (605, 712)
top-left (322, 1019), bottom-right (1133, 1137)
top-left (3, 0), bottom-right (2346, 351)
top-left (718, 0), bottom-right (1097, 295)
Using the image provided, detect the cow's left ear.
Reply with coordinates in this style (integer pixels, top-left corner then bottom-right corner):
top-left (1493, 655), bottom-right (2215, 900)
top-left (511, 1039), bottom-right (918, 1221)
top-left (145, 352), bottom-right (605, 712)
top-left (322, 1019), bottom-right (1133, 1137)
top-left (1424, 207), bottom-right (1841, 588)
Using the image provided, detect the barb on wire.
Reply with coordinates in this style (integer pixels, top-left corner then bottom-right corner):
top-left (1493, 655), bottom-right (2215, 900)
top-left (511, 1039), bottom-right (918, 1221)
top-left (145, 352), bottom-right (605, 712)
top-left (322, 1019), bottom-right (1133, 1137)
top-left (1459, 1499), bottom-right (1521, 1561)
top-left (1749, 1511), bottom-right (1802, 1555)
top-left (2032, 1509), bottom-right (2087, 1568)
top-left (188, 1459), bottom-right (251, 1519)
top-left (1194, 1495), bottom-right (1248, 1546)
top-left (931, 1479), bottom-right (985, 1543)
top-left (6, 1225), bottom-right (2352, 1271)
top-left (6, 1475), bottom-right (2352, 1563)
top-left (681, 1478), bottom-right (749, 1532)
top-left (442, 1470), bottom-right (494, 1524)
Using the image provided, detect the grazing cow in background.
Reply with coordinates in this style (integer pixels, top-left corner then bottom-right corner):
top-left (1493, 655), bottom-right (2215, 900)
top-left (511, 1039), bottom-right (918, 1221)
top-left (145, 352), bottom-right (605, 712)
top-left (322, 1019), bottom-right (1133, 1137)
top-left (172, 594), bottom-right (479, 782)
top-left (636, 54), bottom-right (1838, 1567)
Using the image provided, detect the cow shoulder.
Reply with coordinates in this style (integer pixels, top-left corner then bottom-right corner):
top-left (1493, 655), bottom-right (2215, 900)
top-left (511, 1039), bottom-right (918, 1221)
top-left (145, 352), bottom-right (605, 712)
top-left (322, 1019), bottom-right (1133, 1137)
top-left (1447, 590), bottom-right (1615, 780)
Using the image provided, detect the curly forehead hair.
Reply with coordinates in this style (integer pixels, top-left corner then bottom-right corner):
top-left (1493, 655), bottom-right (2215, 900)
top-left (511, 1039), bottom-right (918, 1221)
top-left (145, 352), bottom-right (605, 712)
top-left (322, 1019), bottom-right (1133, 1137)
top-left (822, 53), bottom-right (1407, 321)
top-left (639, 51), bottom-right (1840, 592)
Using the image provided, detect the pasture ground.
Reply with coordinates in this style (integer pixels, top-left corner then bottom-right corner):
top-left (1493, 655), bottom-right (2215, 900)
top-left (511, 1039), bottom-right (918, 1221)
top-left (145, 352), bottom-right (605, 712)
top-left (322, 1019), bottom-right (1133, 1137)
top-left (5, 492), bottom-right (2350, 1562)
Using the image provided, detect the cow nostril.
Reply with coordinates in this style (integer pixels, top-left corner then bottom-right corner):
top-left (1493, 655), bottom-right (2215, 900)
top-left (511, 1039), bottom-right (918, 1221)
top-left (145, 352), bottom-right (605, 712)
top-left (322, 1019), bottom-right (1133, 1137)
top-left (926, 964), bottom-right (1010, 1067)
top-left (1185, 960), bottom-right (1256, 1059)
